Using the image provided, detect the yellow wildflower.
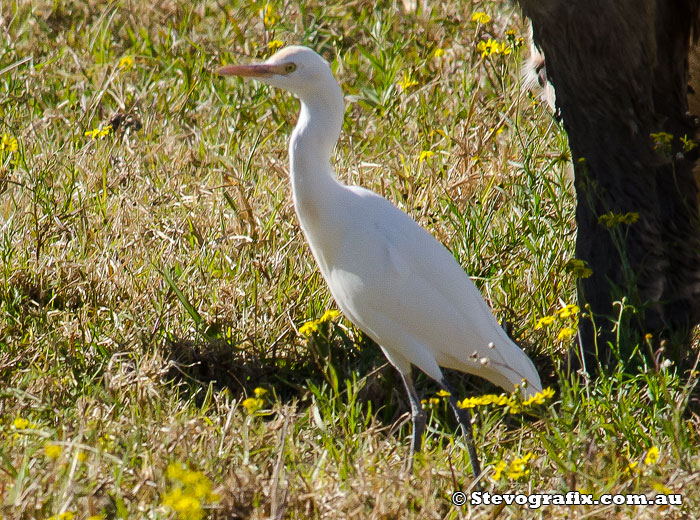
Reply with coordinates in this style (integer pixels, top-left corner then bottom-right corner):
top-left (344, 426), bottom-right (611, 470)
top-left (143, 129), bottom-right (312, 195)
top-left (598, 211), bottom-right (639, 227)
top-left (398, 70), bottom-right (419, 91)
top-left (471, 12), bottom-right (491, 24)
top-left (644, 446), bottom-right (660, 465)
top-left (619, 212), bottom-right (640, 225)
top-left (492, 453), bottom-right (535, 480)
top-left (118, 55), bottom-right (134, 70)
top-left (320, 309), bottom-right (340, 322)
top-left (458, 393), bottom-right (514, 409)
top-left (565, 258), bottom-right (593, 278)
top-left (253, 387), bottom-right (268, 397)
top-left (651, 481), bottom-right (673, 494)
top-left (299, 309), bottom-right (339, 336)
top-left (433, 47), bottom-right (445, 58)
top-left (535, 315), bottom-right (555, 329)
top-left (163, 490), bottom-right (202, 519)
top-left (491, 459), bottom-right (507, 480)
top-left (505, 452), bottom-right (535, 479)
top-left (680, 134), bottom-right (697, 152)
top-left (12, 417), bottom-right (29, 429)
top-left (298, 320), bottom-right (319, 335)
top-left (496, 41), bottom-right (511, 55)
top-left (419, 150), bottom-right (435, 162)
top-left (556, 304), bottom-right (580, 319)
top-left (557, 327), bottom-right (577, 341)
top-left (267, 40), bottom-right (284, 51)
top-left (428, 397), bottom-right (440, 406)
top-left (85, 125), bottom-right (112, 140)
top-left (436, 389), bottom-right (450, 397)
top-left (476, 39), bottom-right (492, 58)
top-left (241, 397), bottom-right (264, 414)
top-left (44, 443), bottom-right (63, 459)
top-left (262, 5), bottom-right (277, 26)
top-left (0, 133), bottom-right (18, 153)
top-left (521, 387), bottom-right (555, 407)
top-left (98, 433), bottom-right (115, 448)
top-left (477, 38), bottom-right (511, 58)
top-left (163, 463), bottom-right (220, 520)
top-left (650, 131), bottom-right (673, 154)
top-left (46, 513), bottom-right (75, 520)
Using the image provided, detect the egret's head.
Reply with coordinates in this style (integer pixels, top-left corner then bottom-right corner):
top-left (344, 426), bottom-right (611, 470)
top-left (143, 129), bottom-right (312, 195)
top-left (217, 45), bottom-right (334, 99)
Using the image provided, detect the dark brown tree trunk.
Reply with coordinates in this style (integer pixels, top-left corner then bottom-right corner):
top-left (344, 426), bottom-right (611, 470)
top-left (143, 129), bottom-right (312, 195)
top-left (519, 0), bottom-right (700, 370)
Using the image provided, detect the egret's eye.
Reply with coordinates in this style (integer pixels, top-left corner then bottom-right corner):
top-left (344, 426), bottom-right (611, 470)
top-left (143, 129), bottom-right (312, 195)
top-left (284, 63), bottom-right (296, 74)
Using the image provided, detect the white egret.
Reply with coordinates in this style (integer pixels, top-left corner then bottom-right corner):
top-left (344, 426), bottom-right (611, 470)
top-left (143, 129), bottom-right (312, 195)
top-left (218, 46), bottom-right (542, 479)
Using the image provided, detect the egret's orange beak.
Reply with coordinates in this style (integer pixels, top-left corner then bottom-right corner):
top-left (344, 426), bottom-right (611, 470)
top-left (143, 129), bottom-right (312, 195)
top-left (216, 63), bottom-right (286, 78)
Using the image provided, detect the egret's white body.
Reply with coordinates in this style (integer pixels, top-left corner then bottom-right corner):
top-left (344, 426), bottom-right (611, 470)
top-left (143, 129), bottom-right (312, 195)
top-left (219, 46), bottom-right (542, 478)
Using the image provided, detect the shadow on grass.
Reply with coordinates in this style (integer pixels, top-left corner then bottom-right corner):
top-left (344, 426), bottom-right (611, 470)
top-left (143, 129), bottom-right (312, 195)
top-left (160, 322), bottom-right (559, 441)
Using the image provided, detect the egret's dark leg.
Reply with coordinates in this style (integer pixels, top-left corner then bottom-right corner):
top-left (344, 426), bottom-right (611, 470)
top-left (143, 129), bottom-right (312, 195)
top-left (398, 370), bottom-right (426, 465)
top-left (440, 379), bottom-right (481, 480)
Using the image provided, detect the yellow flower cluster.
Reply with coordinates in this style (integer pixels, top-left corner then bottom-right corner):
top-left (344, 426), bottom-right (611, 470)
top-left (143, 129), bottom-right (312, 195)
top-left (118, 55), bottom-right (134, 70)
top-left (644, 446), bottom-right (660, 465)
top-left (557, 304), bottom-right (579, 318)
top-left (680, 134), bottom-right (697, 152)
top-left (242, 387), bottom-right (268, 414)
top-left (267, 40), bottom-right (284, 51)
top-left (625, 445), bottom-right (660, 476)
top-left (162, 463), bottom-right (220, 520)
top-left (520, 387), bottom-right (555, 407)
top-left (262, 5), bottom-right (277, 26)
top-left (419, 150), bottom-right (435, 162)
top-left (45, 513), bottom-right (75, 520)
top-left (556, 327), bottom-right (576, 341)
top-left (421, 389), bottom-right (451, 407)
top-left (299, 309), bottom-right (340, 336)
top-left (650, 131), bottom-right (673, 154)
top-left (458, 393), bottom-right (513, 409)
top-left (564, 258), bottom-right (593, 279)
top-left (13, 416), bottom-right (33, 429)
top-left (504, 29), bottom-right (526, 48)
top-left (477, 38), bottom-right (512, 58)
top-left (46, 513), bottom-right (100, 520)
top-left (44, 442), bottom-right (63, 459)
top-left (536, 303), bottom-right (579, 341)
top-left (458, 387), bottom-right (554, 413)
top-left (1, 133), bottom-right (18, 153)
top-left (85, 125), bottom-right (112, 140)
top-left (471, 12), bottom-right (491, 24)
top-left (598, 211), bottom-right (639, 227)
top-left (398, 70), bottom-right (419, 92)
top-left (492, 452), bottom-right (535, 480)
top-left (421, 397), bottom-right (440, 407)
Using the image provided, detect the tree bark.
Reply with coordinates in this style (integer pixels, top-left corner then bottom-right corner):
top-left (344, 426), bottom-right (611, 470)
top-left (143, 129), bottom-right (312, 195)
top-left (519, 0), bottom-right (700, 370)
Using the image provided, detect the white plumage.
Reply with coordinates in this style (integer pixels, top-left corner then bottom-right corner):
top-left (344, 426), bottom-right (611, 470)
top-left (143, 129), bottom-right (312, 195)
top-left (218, 45), bottom-right (542, 478)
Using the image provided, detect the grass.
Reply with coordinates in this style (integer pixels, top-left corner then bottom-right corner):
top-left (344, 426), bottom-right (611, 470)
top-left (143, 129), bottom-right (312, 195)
top-left (1, 0), bottom-right (699, 518)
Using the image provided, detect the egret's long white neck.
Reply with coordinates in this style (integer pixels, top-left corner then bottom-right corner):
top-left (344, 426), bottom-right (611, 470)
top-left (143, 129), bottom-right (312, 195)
top-left (289, 81), bottom-right (345, 209)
